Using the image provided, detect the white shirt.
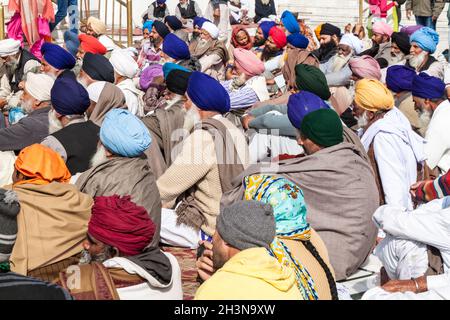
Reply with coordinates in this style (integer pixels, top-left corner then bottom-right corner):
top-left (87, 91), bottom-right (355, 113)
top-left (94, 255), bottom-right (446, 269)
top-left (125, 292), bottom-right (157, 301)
top-left (117, 78), bottom-right (143, 116)
top-left (424, 100), bottom-right (450, 173)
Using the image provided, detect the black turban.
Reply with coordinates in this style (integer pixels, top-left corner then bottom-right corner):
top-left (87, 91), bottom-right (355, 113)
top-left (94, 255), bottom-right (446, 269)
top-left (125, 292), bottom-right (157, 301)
top-left (391, 32), bottom-right (411, 55)
top-left (166, 69), bottom-right (192, 95)
top-left (164, 15), bottom-right (183, 31)
top-left (320, 23), bottom-right (341, 37)
top-left (82, 52), bottom-right (115, 83)
top-left (153, 20), bottom-right (170, 38)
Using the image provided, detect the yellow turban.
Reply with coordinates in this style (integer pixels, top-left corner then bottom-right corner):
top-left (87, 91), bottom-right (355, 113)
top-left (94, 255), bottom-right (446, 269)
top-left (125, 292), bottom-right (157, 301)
top-left (354, 79), bottom-right (394, 112)
top-left (87, 16), bottom-right (107, 35)
top-left (314, 24), bottom-right (323, 41)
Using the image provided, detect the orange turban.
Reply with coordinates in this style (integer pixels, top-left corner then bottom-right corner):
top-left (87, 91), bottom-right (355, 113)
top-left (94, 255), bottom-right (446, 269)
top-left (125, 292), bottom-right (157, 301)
top-left (78, 34), bottom-right (107, 55)
top-left (314, 24), bottom-right (323, 41)
top-left (14, 144), bottom-right (71, 186)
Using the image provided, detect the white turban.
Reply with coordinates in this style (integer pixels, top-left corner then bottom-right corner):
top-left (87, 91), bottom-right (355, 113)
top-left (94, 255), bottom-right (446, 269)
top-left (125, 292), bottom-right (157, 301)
top-left (109, 49), bottom-right (139, 79)
top-left (339, 33), bottom-right (363, 55)
top-left (87, 81), bottom-right (106, 103)
top-left (202, 22), bottom-right (219, 40)
top-left (0, 39), bottom-right (21, 57)
top-left (98, 35), bottom-right (116, 51)
top-left (24, 73), bottom-right (55, 101)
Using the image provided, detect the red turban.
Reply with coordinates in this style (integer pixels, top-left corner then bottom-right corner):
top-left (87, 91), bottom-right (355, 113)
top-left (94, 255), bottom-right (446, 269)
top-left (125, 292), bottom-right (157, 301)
top-left (269, 26), bottom-right (287, 49)
top-left (88, 195), bottom-right (156, 256)
top-left (78, 34), bottom-right (107, 55)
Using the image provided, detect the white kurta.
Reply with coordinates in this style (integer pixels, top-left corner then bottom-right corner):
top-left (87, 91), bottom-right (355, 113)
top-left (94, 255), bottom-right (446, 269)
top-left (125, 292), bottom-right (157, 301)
top-left (117, 79), bottom-right (144, 116)
top-left (424, 100), bottom-right (450, 174)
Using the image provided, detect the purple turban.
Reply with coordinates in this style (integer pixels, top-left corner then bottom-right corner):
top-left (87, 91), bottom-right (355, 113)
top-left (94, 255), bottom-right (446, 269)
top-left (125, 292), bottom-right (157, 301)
top-left (400, 25), bottom-right (423, 36)
top-left (51, 76), bottom-right (90, 115)
top-left (187, 72), bottom-right (230, 114)
top-left (386, 65), bottom-right (416, 93)
top-left (259, 21), bottom-right (277, 39)
top-left (139, 64), bottom-right (163, 91)
top-left (287, 91), bottom-right (330, 129)
top-left (412, 72), bottom-right (445, 99)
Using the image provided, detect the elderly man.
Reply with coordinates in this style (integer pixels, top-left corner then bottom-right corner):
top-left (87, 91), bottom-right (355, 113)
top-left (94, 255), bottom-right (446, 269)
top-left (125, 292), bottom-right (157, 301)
top-left (9, 144), bottom-right (93, 280)
top-left (360, 21), bottom-right (393, 63)
top-left (144, 0), bottom-right (170, 21)
top-left (75, 109), bottom-right (161, 248)
top-left (195, 200), bottom-right (301, 300)
top-left (77, 34), bottom-right (107, 59)
top-left (161, 33), bottom-right (198, 71)
top-left (349, 55), bottom-right (382, 82)
top-left (390, 32), bottom-right (411, 65)
top-left (222, 93), bottom-right (379, 280)
top-left (312, 23), bottom-right (341, 63)
top-left (164, 16), bottom-right (189, 43)
top-left (0, 39), bottom-right (40, 110)
top-left (109, 49), bottom-right (144, 116)
top-left (149, 21), bottom-right (170, 57)
top-left (40, 43), bottom-right (76, 80)
top-left (57, 195), bottom-right (183, 300)
top-left (189, 21), bottom-right (228, 80)
top-left (175, 0), bottom-right (203, 28)
top-left (156, 72), bottom-right (249, 249)
top-left (86, 16), bottom-right (117, 54)
top-left (41, 76), bottom-right (98, 175)
top-left (77, 52), bottom-right (115, 88)
top-left (353, 79), bottom-right (425, 212)
top-left (407, 27), bottom-right (444, 79)
top-left (411, 73), bottom-right (450, 174)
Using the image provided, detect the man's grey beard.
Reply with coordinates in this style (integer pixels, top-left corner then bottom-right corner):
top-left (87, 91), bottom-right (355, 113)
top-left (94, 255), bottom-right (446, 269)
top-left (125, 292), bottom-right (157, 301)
top-left (183, 106), bottom-right (201, 132)
top-left (418, 109), bottom-right (432, 129)
top-left (166, 94), bottom-right (184, 108)
top-left (196, 38), bottom-right (212, 51)
top-left (331, 53), bottom-right (351, 72)
top-left (78, 249), bottom-right (110, 265)
top-left (356, 111), bottom-right (369, 129)
top-left (409, 51), bottom-right (428, 69)
top-left (90, 143), bottom-right (109, 168)
top-left (21, 98), bottom-right (34, 114)
top-left (5, 57), bottom-right (18, 69)
top-left (261, 0), bottom-right (270, 5)
top-left (48, 109), bottom-right (64, 134)
top-left (390, 51), bottom-right (406, 64)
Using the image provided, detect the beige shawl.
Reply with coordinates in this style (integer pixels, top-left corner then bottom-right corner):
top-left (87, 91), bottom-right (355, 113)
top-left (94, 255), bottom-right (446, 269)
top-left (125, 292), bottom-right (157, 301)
top-left (89, 82), bottom-right (127, 126)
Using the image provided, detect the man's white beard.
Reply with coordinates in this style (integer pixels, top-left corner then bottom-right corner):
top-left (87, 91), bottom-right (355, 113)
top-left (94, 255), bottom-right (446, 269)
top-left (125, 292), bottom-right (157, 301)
top-left (21, 98), bottom-right (34, 114)
top-left (183, 106), bottom-right (201, 132)
top-left (409, 52), bottom-right (428, 69)
top-left (46, 72), bottom-right (58, 80)
top-left (261, 0), bottom-right (270, 5)
top-left (166, 94), bottom-right (183, 108)
top-left (331, 53), bottom-right (351, 72)
top-left (356, 111), bottom-right (369, 129)
top-left (390, 51), bottom-right (406, 64)
top-left (418, 109), bottom-right (432, 129)
top-left (90, 143), bottom-right (109, 168)
top-left (48, 109), bottom-right (64, 134)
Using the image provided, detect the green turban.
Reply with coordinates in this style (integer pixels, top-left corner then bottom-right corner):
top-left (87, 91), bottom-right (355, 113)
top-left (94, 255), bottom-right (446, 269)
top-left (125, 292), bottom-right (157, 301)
top-left (295, 64), bottom-right (331, 101)
top-left (300, 109), bottom-right (343, 147)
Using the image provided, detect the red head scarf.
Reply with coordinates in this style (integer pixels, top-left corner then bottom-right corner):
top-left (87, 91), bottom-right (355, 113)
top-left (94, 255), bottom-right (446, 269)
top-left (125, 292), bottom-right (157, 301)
top-left (269, 26), bottom-right (287, 49)
top-left (78, 34), bottom-right (107, 55)
top-left (88, 195), bottom-right (156, 256)
top-left (231, 26), bottom-right (254, 50)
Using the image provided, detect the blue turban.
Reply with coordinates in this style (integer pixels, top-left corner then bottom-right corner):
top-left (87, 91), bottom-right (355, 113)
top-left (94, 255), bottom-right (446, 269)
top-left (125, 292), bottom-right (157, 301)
top-left (193, 17), bottom-right (209, 28)
top-left (63, 31), bottom-right (80, 57)
top-left (143, 20), bottom-right (153, 32)
top-left (51, 77), bottom-right (90, 116)
top-left (157, 0), bottom-right (166, 4)
top-left (187, 71), bottom-right (230, 114)
top-left (287, 33), bottom-right (309, 49)
top-left (287, 91), bottom-right (330, 129)
top-left (165, 15), bottom-right (183, 31)
top-left (162, 33), bottom-right (190, 60)
top-left (162, 62), bottom-right (189, 79)
top-left (410, 27), bottom-right (439, 53)
top-left (411, 72), bottom-right (445, 100)
top-left (100, 109), bottom-right (152, 157)
top-left (386, 65), bottom-right (416, 93)
top-left (41, 42), bottom-right (76, 70)
top-left (259, 21), bottom-right (277, 39)
top-left (281, 11), bottom-right (300, 34)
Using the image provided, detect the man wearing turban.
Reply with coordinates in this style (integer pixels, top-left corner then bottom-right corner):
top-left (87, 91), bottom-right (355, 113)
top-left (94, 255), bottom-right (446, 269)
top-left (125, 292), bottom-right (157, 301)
top-left (40, 43), bottom-right (76, 80)
top-left (76, 109), bottom-right (162, 249)
top-left (253, 21), bottom-right (276, 49)
top-left (353, 78), bottom-right (426, 213)
top-left (143, 0), bottom-right (170, 22)
top-left (189, 21), bottom-right (229, 80)
top-left (10, 144), bottom-right (93, 279)
top-left (109, 49), bottom-right (145, 116)
top-left (390, 31), bottom-right (411, 65)
top-left (312, 23), bottom-right (341, 63)
top-left (40, 76), bottom-right (100, 176)
top-left (164, 15), bottom-right (189, 43)
top-left (77, 52), bottom-right (115, 88)
top-left (77, 34), bottom-right (107, 59)
top-left (149, 21), bottom-right (170, 57)
top-left (86, 17), bottom-right (118, 54)
top-left (175, 0), bottom-right (203, 29)
top-left (156, 71), bottom-right (249, 249)
top-left (411, 73), bottom-right (450, 174)
top-left (359, 21), bottom-right (394, 66)
top-left (161, 33), bottom-right (192, 68)
top-left (407, 27), bottom-right (444, 79)
top-left (56, 195), bottom-right (183, 300)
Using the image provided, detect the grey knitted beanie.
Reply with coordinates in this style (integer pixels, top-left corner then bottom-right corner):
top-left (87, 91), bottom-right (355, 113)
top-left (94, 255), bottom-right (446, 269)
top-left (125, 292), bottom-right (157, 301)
top-left (216, 200), bottom-right (276, 251)
top-left (0, 189), bottom-right (20, 262)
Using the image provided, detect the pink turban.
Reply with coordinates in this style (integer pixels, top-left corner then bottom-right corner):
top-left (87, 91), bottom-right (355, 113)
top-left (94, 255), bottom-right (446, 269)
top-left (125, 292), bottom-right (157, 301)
top-left (349, 55), bottom-right (381, 80)
top-left (233, 48), bottom-right (265, 77)
top-left (372, 21), bottom-right (393, 37)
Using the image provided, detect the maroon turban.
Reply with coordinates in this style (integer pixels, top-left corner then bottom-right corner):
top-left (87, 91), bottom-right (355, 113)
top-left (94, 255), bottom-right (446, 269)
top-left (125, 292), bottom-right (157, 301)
top-left (88, 195), bottom-right (156, 256)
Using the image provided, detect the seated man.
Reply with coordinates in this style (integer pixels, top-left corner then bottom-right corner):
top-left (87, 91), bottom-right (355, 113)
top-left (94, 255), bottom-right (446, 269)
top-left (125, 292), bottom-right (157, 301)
top-left (164, 15), bottom-right (189, 43)
top-left (75, 109), bottom-right (161, 248)
top-left (360, 21), bottom-right (393, 62)
top-left (77, 52), bottom-right (115, 87)
top-left (57, 195), bottom-right (183, 300)
top-left (259, 26), bottom-right (287, 77)
top-left (195, 200), bottom-right (301, 300)
top-left (77, 34), bottom-right (107, 59)
top-left (160, 33), bottom-right (199, 71)
top-left (363, 198), bottom-right (450, 300)
top-left (189, 21), bottom-right (228, 80)
top-left (40, 43), bottom-right (77, 79)
top-left (222, 106), bottom-right (379, 280)
top-left (389, 31), bottom-right (411, 66)
top-left (312, 23), bottom-right (341, 64)
top-left (0, 39), bottom-right (41, 111)
top-left (86, 81), bottom-right (126, 126)
top-left (157, 72), bottom-right (249, 249)
top-left (149, 21), bottom-right (171, 57)
top-left (41, 76), bottom-right (98, 175)
top-left (86, 16), bottom-right (118, 54)
top-left (175, 0), bottom-right (203, 29)
top-left (9, 144), bottom-right (93, 281)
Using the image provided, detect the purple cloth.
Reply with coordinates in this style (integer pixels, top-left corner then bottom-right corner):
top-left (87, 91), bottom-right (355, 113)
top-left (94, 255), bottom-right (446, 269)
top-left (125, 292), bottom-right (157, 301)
top-left (287, 91), bottom-right (330, 129)
top-left (411, 72), bottom-right (445, 99)
top-left (400, 25), bottom-right (423, 36)
top-left (139, 64), bottom-right (163, 91)
top-left (386, 65), bottom-right (416, 93)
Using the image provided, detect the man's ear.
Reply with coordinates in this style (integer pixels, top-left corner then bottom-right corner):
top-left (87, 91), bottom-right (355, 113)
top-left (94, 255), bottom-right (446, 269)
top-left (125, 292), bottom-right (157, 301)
top-left (112, 247), bottom-right (120, 257)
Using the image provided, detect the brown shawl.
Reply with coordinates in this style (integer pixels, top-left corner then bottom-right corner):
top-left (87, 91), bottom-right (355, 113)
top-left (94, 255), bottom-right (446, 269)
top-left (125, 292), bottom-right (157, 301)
top-left (282, 46), bottom-right (320, 90)
top-left (221, 142), bottom-right (379, 281)
top-left (189, 38), bottom-right (229, 62)
top-left (10, 182), bottom-right (93, 276)
top-left (75, 156), bottom-right (162, 248)
top-left (89, 82), bottom-right (127, 126)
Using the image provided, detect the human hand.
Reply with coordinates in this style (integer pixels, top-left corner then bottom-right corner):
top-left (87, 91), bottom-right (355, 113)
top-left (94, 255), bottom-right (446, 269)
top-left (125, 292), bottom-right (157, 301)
top-left (446, 86), bottom-right (450, 100)
top-left (406, 10), bottom-right (412, 20)
top-left (381, 280), bottom-right (415, 293)
top-left (432, 16), bottom-right (438, 22)
top-left (241, 114), bottom-right (255, 130)
top-left (0, 98), bottom-right (7, 110)
top-left (344, 23), bottom-right (352, 34)
top-left (196, 240), bottom-right (215, 281)
top-left (410, 181), bottom-right (422, 199)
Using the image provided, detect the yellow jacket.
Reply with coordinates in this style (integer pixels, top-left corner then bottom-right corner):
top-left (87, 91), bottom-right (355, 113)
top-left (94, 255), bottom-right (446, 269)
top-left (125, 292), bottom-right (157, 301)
top-left (195, 247), bottom-right (302, 300)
